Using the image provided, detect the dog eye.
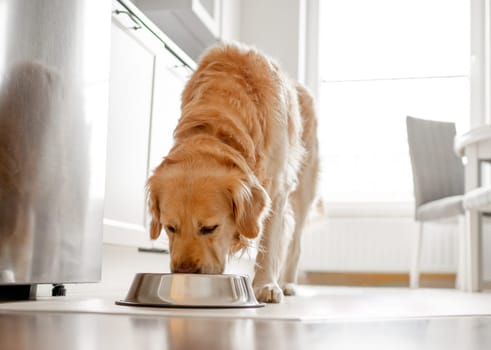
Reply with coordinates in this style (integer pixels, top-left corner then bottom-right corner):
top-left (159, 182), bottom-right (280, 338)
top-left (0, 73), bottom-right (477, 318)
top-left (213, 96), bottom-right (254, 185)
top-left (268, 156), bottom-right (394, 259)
top-left (166, 225), bottom-right (177, 233)
top-left (200, 225), bottom-right (218, 235)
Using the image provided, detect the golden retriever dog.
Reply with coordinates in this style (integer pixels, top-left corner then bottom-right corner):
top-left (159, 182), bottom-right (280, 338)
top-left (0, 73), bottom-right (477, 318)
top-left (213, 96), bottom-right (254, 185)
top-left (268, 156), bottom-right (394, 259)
top-left (147, 43), bottom-right (319, 303)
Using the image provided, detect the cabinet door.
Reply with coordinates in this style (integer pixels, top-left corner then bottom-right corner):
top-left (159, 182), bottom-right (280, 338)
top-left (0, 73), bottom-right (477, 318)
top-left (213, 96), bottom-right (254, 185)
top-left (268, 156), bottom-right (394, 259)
top-left (148, 52), bottom-right (189, 174)
top-left (104, 7), bottom-right (155, 246)
top-left (146, 42), bottom-right (192, 249)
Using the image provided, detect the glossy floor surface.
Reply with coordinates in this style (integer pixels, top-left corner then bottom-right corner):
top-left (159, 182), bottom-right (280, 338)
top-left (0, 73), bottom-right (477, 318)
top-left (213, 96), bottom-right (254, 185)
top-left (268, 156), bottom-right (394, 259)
top-left (1, 311), bottom-right (490, 350)
top-left (1, 286), bottom-right (491, 349)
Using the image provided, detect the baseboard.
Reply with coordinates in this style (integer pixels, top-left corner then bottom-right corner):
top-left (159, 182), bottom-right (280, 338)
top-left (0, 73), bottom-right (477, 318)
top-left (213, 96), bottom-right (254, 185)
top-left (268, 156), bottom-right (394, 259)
top-left (300, 271), bottom-right (457, 288)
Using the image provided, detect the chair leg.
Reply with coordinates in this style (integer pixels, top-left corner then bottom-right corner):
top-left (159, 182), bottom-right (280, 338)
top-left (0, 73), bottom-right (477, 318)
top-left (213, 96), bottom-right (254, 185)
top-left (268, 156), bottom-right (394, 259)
top-left (466, 210), bottom-right (481, 292)
top-left (456, 215), bottom-right (467, 290)
top-left (410, 222), bottom-right (424, 288)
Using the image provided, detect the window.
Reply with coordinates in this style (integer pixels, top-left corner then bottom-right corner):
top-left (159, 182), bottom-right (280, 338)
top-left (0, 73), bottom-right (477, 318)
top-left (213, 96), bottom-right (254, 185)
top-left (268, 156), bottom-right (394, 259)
top-left (317, 0), bottom-right (470, 204)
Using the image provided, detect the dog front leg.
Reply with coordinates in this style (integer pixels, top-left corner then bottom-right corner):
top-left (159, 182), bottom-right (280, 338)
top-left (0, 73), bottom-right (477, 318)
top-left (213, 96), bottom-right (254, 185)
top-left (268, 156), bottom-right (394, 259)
top-left (253, 198), bottom-right (294, 303)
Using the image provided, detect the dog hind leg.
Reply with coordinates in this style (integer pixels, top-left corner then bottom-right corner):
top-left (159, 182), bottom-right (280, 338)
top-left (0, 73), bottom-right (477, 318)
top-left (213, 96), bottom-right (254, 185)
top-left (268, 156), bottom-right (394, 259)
top-left (280, 84), bottom-right (320, 296)
top-left (280, 162), bottom-right (318, 295)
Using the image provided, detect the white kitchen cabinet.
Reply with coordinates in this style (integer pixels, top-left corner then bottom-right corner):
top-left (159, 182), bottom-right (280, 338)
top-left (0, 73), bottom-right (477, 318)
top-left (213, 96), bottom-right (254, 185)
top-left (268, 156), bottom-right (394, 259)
top-left (104, 0), bottom-right (194, 248)
top-left (134, 0), bottom-right (241, 61)
top-left (148, 53), bottom-right (189, 174)
top-left (134, 0), bottom-right (220, 60)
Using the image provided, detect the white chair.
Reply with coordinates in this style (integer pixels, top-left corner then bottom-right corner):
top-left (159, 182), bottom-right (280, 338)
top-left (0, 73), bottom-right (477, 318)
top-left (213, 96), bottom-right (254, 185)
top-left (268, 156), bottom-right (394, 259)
top-left (455, 125), bottom-right (491, 291)
top-left (406, 116), bottom-right (466, 289)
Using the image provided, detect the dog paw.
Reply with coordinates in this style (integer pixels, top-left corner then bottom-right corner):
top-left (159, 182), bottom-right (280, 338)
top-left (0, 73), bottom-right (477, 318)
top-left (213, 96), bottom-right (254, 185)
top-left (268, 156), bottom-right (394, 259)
top-left (282, 283), bottom-right (297, 296)
top-left (254, 283), bottom-right (284, 303)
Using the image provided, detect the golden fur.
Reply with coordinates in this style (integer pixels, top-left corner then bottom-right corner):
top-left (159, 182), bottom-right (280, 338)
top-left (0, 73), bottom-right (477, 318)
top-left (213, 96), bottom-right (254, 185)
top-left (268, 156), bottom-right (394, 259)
top-left (147, 43), bottom-right (319, 303)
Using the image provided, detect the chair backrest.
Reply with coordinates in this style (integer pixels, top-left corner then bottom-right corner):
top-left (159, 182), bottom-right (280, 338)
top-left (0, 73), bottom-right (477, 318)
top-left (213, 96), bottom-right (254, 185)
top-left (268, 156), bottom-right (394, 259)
top-left (406, 116), bottom-right (464, 208)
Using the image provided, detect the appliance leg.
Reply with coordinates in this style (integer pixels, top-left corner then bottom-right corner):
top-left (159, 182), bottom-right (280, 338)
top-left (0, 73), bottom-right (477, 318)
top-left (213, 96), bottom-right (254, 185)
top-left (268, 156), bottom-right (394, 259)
top-left (51, 284), bottom-right (66, 296)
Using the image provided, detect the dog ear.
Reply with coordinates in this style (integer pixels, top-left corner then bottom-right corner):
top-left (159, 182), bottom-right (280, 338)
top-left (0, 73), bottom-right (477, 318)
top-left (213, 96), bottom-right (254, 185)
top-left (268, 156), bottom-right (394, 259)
top-left (147, 179), bottom-right (162, 240)
top-left (228, 176), bottom-right (271, 239)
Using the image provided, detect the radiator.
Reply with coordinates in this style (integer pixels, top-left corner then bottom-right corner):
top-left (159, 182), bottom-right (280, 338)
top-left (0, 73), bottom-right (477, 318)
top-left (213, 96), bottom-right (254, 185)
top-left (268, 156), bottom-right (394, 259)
top-left (299, 217), bottom-right (459, 273)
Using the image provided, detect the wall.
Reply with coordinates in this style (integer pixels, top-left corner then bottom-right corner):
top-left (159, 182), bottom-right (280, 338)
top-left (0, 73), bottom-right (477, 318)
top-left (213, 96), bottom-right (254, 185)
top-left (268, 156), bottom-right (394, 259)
top-left (239, 0), bottom-right (305, 81)
top-left (470, 0), bottom-right (491, 127)
top-left (220, 0), bottom-right (241, 42)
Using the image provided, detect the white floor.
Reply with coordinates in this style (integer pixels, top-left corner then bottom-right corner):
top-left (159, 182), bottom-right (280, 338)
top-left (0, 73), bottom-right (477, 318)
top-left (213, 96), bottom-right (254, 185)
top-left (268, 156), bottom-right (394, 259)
top-left (1, 285), bottom-right (491, 323)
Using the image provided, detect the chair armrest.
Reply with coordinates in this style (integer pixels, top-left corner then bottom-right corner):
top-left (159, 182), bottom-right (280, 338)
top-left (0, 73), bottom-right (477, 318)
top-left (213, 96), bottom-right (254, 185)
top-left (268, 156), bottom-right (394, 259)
top-left (463, 186), bottom-right (491, 212)
top-left (454, 125), bottom-right (491, 158)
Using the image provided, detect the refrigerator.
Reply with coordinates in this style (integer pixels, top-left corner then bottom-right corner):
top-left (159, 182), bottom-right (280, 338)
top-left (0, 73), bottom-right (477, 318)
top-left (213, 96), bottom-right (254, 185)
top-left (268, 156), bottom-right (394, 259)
top-left (0, 0), bottom-right (111, 299)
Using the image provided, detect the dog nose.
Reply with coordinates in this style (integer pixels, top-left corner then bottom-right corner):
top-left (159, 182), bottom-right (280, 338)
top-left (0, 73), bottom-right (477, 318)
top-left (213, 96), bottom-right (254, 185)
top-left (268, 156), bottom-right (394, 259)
top-left (172, 261), bottom-right (202, 274)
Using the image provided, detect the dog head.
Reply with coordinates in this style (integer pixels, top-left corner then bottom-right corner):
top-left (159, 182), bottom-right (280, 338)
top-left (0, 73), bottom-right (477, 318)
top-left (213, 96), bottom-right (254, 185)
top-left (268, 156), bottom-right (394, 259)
top-left (147, 162), bottom-right (270, 274)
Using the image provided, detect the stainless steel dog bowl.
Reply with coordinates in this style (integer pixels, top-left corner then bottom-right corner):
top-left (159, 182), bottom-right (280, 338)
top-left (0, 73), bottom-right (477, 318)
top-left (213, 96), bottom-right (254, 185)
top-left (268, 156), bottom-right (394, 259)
top-left (116, 273), bottom-right (264, 308)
